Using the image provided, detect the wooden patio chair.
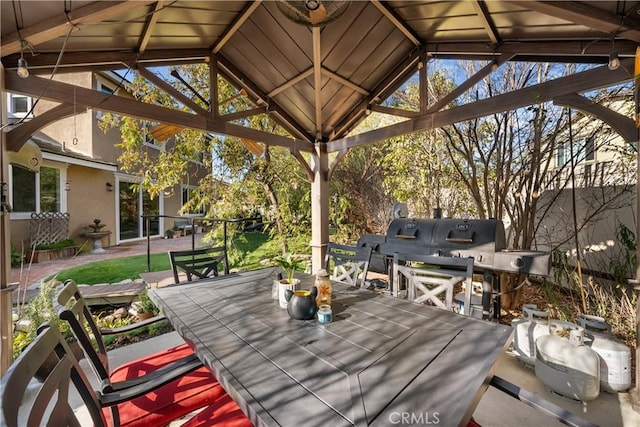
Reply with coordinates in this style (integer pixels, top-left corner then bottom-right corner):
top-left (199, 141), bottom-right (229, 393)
top-left (324, 242), bottom-right (373, 288)
top-left (0, 323), bottom-right (252, 427)
top-left (169, 246), bottom-right (229, 284)
top-left (391, 252), bottom-right (474, 314)
top-left (54, 279), bottom-right (234, 427)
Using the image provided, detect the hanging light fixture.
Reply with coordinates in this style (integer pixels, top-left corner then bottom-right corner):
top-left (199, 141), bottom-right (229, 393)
top-left (608, 51), bottom-right (620, 70)
top-left (276, 1), bottom-right (350, 27)
top-left (17, 55), bottom-right (29, 78)
top-left (608, 35), bottom-right (620, 71)
top-left (8, 140), bottom-right (42, 172)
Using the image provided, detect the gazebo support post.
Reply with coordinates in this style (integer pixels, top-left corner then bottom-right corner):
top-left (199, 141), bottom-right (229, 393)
top-left (310, 143), bottom-right (329, 275)
top-left (0, 64), bottom-right (13, 377)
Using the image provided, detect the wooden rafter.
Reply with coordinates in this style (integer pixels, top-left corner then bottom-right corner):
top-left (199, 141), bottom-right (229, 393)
top-left (471, 0), bottom-right (501, 46)
top-left (1, 1), bottom-right (156, 56)
top-left (553, 94), bottom-right (637, 144)
top-left (509, 0), bottom-right (640, 43)
top-left (427, 54), bottom-right (514, 113)
top-left (212, 0), bottom-right (262, 54)
top-left (371, 0), bottom-right (422, 46)
top-left (4, 73), bottom-right (311, 153)
top-left (137, 1), bottom-right (164, 53)
top-left (268, 68), bottom-right (314, 98)
top-left (327, 60), bottom-right (635, 153)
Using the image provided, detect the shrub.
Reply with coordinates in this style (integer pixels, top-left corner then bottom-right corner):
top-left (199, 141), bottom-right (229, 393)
top-left (33, 239), bottom-right (77, 251)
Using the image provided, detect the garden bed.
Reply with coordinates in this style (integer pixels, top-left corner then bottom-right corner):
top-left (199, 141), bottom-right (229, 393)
top-left (27, 246), bottom-right (79, 263)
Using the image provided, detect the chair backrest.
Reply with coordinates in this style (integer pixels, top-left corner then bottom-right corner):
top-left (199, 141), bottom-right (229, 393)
top-left (1, 323), bottom-right (107, 427)
top-left (168, 246), bottom-right (229, 284)
top-left (324, 242), bottom-right (373, 288)
top-left (391, 252), bottom-right (474, 311)
top-left (54, 279), bottom-right (113, 385)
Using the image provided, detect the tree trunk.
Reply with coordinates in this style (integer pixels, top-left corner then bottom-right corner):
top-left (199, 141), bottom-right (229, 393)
top-left (501, 272), bottom-right (526, 310)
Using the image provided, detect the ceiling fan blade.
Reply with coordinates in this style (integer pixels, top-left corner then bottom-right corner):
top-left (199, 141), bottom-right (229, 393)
top-left (150, 123), bottom-right (182, 141)
top-left (241, 138), bottom-right (265, 157)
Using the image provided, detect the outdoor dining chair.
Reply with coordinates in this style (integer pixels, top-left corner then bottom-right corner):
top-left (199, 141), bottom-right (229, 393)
top-left (324, 242), bottom-right (373, 288)
top-left (169, 246), bottom-right (229, 284)
top-left (391, 252), bottom-right (474, 313)
top-left (0, 323), bottom-right (252, 427)
top-left (54, 279), bottom-right (234, 427)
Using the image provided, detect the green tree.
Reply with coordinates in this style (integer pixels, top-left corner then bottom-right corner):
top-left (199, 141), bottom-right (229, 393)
top-left (101, 64), bottom-right (311, 254)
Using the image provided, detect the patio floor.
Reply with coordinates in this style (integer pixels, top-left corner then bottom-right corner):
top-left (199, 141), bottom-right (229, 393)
top-left (65, 331), bottom-right (639, 426)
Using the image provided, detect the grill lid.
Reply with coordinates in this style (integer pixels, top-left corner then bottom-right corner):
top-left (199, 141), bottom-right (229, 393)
top-left (380, 218), bottom-right (506, 269)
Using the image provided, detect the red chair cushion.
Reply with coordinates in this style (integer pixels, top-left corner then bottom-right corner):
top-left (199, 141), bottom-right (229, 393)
top-left (103, 343), bottom-right (226, 427)
top-left (181, 393), bottom-right (253, 427)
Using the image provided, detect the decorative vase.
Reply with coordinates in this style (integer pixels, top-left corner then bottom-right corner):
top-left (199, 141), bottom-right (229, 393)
top-left (278, 279), bottom-right (300, 308)
top-left (285, 287), bottom-right (318, 320)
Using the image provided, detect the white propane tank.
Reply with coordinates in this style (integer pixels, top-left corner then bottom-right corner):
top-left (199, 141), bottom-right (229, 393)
top-left (511, 304), bottom-right (550, 366)
top-left (535, 329), bottom-right (600, 401)
top-left (579, 314), bottom-right (631, 393)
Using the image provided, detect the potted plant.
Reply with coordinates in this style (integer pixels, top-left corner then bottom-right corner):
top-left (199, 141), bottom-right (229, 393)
top-left (274, 253), bottom-right (306, 308)
top-left (165, 228), bottom-right (174, 239)
top-left (136, 290), bottom-right (159, 320)
top-left (172, 225), bottom-right (183, 238)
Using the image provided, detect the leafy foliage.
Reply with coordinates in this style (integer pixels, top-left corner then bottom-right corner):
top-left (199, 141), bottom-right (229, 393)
top-left (33, 239), bottom-right (77, 251)
top-left (274, 252), bottom-right (307, 284)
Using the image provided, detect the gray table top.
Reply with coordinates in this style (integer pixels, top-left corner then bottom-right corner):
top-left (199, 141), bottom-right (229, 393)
top-left (149, 267), bottom-right (513, 427)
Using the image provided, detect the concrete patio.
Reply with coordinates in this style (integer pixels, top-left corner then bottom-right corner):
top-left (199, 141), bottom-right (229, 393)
top-left (63, 330), bottom-right (638, 427)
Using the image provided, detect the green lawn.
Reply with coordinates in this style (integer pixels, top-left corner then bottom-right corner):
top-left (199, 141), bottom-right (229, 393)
top-left (51, 232), bottom-right (283, 285)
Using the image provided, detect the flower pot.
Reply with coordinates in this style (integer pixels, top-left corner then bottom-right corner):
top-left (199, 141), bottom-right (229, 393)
top-left (137, 312), bottom-right (154, 321)
top-left (278, 279), bottom-right (300, 308)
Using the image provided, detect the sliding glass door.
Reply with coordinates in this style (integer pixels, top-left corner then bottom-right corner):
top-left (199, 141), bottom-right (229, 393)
top-left (117, 180), bottom-right (161, 242)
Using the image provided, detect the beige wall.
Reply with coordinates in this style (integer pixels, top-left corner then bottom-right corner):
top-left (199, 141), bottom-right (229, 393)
top-left (37, 73), bottom-right (94, 157)
top-left (9, 163), bottom-right (116, 250)
top-left (535, 186), bottom-right (636, 277)
top-left (67, 166), bottom-right (116, 248)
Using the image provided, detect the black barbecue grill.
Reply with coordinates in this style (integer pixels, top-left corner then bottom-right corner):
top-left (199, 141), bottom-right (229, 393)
top-left (357, 217), bottom-right (550, 319)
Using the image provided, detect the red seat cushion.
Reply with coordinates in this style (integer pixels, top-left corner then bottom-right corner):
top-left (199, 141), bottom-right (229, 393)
top-left (181, 393), bottom-right (254, 427)
top-left (103, 343), bottom-right (226, 427)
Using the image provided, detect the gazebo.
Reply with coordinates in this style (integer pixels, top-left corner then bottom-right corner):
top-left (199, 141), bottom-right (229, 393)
top-left (1, 0), bottom-right (639, 403)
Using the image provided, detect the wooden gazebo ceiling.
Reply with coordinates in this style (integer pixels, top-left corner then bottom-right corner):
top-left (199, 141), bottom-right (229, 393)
top-left (2, 1), bottom-right (639, 149)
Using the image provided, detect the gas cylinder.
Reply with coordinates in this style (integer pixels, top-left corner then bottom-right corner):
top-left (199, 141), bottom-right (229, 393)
top-left (579, 314), bottom-right (631, 393)
top-left (511, 304), bottom-right (550, 366)
top-left (535, 328), bottom-right (600, 401)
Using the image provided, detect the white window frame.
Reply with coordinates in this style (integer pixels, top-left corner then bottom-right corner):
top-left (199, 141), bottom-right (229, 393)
top-left (142, 121), bottom-right (163, 150)
top-left (557, 136), bottom-right (596, 167)
top-left (95, 81), bottom-right (115, 120)
top-left (9, 161), bottom-right (68, 220)
top-left (181, 185), bottom-right (206, 216)
top-left (114, 175), bottom-right (164, 243)
top-left (6, 93), bottom-right (33, 119)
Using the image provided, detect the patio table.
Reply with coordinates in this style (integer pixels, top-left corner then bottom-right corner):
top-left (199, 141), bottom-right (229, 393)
top-left (148, 267), bottom-right (513, 427)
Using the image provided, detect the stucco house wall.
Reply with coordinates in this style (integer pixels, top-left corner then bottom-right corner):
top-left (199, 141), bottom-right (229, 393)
top-left (8, 70), bottom-right (209, 251)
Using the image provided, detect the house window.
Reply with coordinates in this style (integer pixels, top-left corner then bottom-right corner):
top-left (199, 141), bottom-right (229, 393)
top-left (96, 82), bottom-right (115, 120)
top-left (557, 136), bottom-right (595, 167)
top-left (181, 186), bottom-right (205, 215)
top-left (10, 165), bottom-right (63, 215)
top-left (6, 93), bottom-right (32, 119)
top-left (143, 121), bottom-right (162, 148)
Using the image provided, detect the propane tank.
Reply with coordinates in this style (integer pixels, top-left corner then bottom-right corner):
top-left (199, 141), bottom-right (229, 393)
top-left (511, 304), bottom-right (550, 366)
top-left (535, 328), bottom-right (600, 401)
top-left (578, 314), bottom-right (631, 393)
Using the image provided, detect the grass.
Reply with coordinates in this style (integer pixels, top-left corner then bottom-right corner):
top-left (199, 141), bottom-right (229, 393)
top-left (49, 232), bottom-right (284, 285)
